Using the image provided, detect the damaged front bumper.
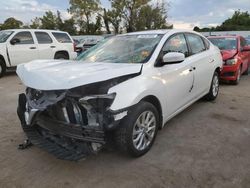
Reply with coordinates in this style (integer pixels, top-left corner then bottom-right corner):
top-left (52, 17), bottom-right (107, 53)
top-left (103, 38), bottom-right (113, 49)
top-left (17, 88), bottom-right (128, 161)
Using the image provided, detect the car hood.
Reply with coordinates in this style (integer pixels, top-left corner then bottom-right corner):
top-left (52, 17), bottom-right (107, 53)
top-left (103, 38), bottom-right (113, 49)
top-left (17, 60), bottom-right (142, 90)
top-left (220, 50), bottom-right (237, 61)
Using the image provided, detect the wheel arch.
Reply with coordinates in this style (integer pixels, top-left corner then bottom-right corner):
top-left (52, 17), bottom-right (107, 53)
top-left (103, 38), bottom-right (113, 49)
top-left (0, 55), bottom-right (6, 66)
top-left (54, 51), bottom-right (69, 59)
top-left (140, 95), bottom-right (163, 128)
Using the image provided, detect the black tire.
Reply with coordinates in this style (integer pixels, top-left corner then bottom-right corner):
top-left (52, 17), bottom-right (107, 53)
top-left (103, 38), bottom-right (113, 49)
top-left (243, 65), bottom-right (249, 75)
top-left (231, 66), bottom-right (241, 85)
top-left (204, 71), bottom-right (219, 101)
top-left (54, 53), bottom-right (69, 60)
top-left (115, 101), bottom-right (160, 157)
top-left (0, 59), bottom-right (6, 78)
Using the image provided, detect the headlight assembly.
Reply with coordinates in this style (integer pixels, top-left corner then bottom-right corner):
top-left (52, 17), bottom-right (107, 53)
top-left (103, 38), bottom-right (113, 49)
top-left (225, 58), bottom-right (237, 65)
top-left (79, 93), bottom-right (116, 110)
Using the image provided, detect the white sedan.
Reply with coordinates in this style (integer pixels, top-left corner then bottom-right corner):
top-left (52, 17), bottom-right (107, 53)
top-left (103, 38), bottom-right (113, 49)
top-left (17, 29), bottom-right (223, 160)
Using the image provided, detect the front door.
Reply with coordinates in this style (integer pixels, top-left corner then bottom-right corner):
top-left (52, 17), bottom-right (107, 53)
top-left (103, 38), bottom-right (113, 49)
top-left (7, 31), bottom-right (39, 66)
top-left (159, 33), bottom-right (195, 116)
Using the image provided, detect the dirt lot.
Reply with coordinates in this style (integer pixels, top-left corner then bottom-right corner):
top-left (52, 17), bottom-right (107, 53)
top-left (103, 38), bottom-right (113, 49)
top-left (0, 72), bottom-right (250, 188)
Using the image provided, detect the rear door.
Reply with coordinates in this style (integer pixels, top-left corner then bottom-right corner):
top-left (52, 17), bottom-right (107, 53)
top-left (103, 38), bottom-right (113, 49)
top-left (34, 31), bottom-right (55, 59)
top-left (185, 33), bottom-right (214, 98)
top-left (7, 31), bottom-right (39, 66)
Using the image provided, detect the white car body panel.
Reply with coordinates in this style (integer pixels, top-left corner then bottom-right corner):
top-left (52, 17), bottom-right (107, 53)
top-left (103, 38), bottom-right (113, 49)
top-left (17, 60), bottom-right (142, 90)
top-left (17, 29), bottom-right (223, 127)
top-left (0, 29), bottom-right (77, 68)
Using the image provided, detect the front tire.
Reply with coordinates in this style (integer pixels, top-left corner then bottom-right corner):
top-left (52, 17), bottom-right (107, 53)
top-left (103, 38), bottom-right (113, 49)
top-left (0, 59), bottom-right (6, 78)
top-left (205, 71), bottom-right (219, 101)
top-left (231, 67), bottom-right (241, 85)
top-left (115, 101), bottom-right (159, 157)
top-left (243, 65), bottom-right (249, 75)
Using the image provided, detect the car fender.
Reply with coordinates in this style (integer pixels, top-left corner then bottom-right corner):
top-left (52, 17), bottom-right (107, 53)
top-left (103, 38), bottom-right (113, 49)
top-left (108, 72), bottom-right (167, 116)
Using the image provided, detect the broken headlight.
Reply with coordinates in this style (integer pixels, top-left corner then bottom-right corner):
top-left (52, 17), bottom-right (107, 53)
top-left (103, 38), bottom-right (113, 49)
top-left (79, 93), bottom-right (116, 111)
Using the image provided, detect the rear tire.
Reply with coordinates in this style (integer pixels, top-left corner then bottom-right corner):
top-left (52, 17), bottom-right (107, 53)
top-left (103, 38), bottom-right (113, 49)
top-left (205, 71), bottom-right (219, 101)
top-left (115, 101), bottom-right (159, 157)
top-left (54, 53), bottom-right (69, 60)
top-left (0, 59), bottom-right (6, 78)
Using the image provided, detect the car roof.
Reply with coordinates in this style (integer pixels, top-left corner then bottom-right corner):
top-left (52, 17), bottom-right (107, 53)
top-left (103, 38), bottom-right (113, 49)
top-left (120, 29), bottom-right (202, 36)
top-left (1, 29), bottom-right (68, 33)
top-left (207, 35), bottom-right (240, 39)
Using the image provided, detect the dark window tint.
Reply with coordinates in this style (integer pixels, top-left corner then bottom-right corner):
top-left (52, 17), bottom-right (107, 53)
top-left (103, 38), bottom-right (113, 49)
top-left (35, 32), bottom-right (52, 44)
top-left (240, 38), bottom-right (246, 48)
top-left (208, 37), bottom-right (237, 50)
top-left (163, 34), bottom-right (189, 57)
top-left (186, 34), bottom-right (206, 55)
top-left (12, 32), bottom-right (34, 44)
top-left (203, 38), bottom-right (210, 49)
top-left (52, 32), bottom-right (72, 43)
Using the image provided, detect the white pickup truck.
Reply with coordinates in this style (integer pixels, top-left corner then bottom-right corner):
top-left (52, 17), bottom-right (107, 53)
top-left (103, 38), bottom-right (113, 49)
top-left (0, 29), bottom-right (77, 78)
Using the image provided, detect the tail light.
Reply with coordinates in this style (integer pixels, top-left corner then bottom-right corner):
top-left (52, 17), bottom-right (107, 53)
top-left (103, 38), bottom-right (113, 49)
top-left (73, 42), bottom-right (77, 52)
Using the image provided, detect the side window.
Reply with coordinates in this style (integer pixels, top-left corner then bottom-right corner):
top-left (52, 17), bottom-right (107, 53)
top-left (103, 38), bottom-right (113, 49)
top-left (35, 32), bottom-right (53, 44)
top-left (186, 34), bottom-right (206, 55)
top-left (203, 38), bottom-right (210, 49)
top-left (52, 32), bottom-right (72, 43)
top-left (240, 38), bottom-right (246, 48)
top-left (12, 32), bottom-right (34, 44)
top-left (162, 34), bottom-right (189, 57)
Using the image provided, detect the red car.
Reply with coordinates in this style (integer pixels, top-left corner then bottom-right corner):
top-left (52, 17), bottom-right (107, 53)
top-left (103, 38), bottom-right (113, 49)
top-left (208, 35), bottom-right (250, 84)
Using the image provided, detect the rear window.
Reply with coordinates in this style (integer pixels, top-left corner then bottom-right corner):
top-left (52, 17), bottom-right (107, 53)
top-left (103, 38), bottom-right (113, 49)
top-left (208, 37), bottom-right (237, 50)
top-left (35, 32), bottom-right (52, 44)
top-left (186, 34), bottom-right (206, 55)
top-left (52, 32), bottom-right (72, 43)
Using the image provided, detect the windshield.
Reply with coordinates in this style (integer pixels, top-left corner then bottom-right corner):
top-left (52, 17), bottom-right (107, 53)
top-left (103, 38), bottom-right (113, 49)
top-left (77, 34), bottom-right (163, 64)
top-left (0, 31), bottom-right (14, 43)
top-left (208, 37), bottom-right (237, 50)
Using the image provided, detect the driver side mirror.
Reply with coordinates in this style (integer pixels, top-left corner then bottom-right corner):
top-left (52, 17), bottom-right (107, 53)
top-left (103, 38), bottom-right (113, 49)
top-left (10, 38), bottom-right (20, 45)
top-left (162, 52), bottom-right (185, 64)
top-left (242, 46), bottom-right (250, 52)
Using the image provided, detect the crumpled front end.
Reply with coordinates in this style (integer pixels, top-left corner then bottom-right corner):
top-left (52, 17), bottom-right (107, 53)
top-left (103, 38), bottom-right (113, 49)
top-left (17, 78), bottom-right (132, 161)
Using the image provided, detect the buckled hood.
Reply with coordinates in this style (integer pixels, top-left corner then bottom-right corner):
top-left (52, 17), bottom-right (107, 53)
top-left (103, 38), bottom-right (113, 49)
top-left (17, 60), bottom-right (142, 90)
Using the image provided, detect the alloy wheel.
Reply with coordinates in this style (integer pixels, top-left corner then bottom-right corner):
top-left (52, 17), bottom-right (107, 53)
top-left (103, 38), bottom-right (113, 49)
top-left (212, 74), bottom-right (219, 97)
top-left (132, 111), bottom-right (156, 151)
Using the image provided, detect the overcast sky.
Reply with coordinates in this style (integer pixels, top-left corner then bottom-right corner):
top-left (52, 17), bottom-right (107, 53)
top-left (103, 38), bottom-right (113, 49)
top-left (0, 0), bottom-right (250, 29)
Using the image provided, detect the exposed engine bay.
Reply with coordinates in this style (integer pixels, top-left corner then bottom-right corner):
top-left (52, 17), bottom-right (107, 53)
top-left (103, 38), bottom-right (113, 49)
top-left (17, 74), bottom-right (138, 161)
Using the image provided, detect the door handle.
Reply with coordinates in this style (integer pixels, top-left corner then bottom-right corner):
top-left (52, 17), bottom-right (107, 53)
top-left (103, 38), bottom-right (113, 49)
top-left (29, 47), bottom-right (36, 49)
top-left (50, 46), bottom-right (56, 48)
top-left (209, 59), bottom-right (215, 63)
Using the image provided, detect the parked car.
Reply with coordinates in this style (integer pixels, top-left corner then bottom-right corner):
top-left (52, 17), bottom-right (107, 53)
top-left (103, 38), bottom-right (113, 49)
top-left (72, 35), bottom-right (104, 55)
top-left (17, 30), bottom-right (223, 160)
top-left (0, 29), bottom-right (77, 78)
top-left (208, 35), bottom-right (250, 84)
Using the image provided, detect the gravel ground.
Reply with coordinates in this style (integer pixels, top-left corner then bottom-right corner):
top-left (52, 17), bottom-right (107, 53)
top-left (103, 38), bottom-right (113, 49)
top-left (0, 72), bottom-right (250, 188)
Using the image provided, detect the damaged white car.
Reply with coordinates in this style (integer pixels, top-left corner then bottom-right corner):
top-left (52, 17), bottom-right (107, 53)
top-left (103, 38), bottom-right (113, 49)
top-left (17, 30), bottom-right (223, 160)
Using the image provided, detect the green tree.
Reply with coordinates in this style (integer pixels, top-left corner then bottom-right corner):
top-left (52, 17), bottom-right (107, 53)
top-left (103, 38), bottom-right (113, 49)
top-left (69, 0), bottom-right (101, 34)
top-left (194, 10), bottom-right (250, 31)
top-left (30, 17), bottom-right (41, 29)
top-left (109, 0), bottom-right (171, 33)
top-left (134, 2), bottom-right (172, 31)
top-left (110, 0), bottom-right (150, 32)
top-left (0, 17), bottom-right (23, 30)
top-left (40, 11), bottom-right (58, 30)
top-left (59, 18), bottom-right (77, 35)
